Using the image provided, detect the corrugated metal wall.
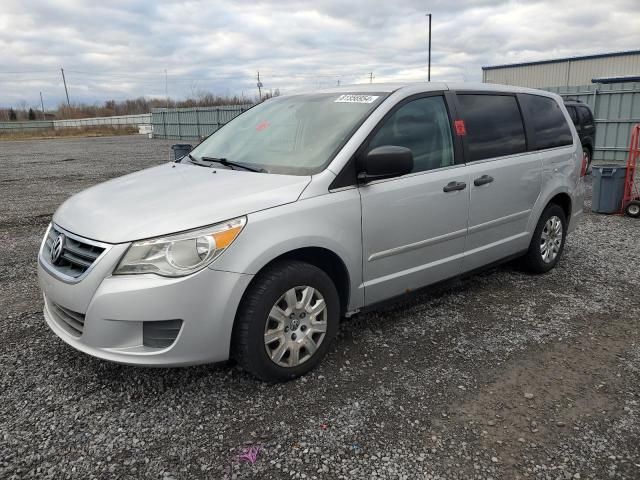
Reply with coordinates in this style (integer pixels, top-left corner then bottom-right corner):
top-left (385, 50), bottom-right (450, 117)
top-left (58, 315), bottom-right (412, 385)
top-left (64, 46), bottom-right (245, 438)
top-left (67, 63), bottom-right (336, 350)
top-left (484, 52), bottom-right (640, 88)
top-left (485, 62), bottom-right (570, 89)
top-left (546, 82), bottom-right (640, 162)
top-left (151, 105), bottom-right (251, 140)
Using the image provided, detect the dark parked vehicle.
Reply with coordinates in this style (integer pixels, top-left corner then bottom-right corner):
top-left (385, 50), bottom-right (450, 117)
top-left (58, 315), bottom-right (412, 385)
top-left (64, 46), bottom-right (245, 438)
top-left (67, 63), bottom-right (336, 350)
top-left (565, 100), bottom-right (596, 172)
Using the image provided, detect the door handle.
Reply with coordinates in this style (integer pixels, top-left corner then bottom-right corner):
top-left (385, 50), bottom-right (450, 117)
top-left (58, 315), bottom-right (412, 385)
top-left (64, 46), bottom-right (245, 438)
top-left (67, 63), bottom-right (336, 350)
top-left (473, 175), bottom-right (494, 186)
top-left (443, 181), bottom-right (467, 192)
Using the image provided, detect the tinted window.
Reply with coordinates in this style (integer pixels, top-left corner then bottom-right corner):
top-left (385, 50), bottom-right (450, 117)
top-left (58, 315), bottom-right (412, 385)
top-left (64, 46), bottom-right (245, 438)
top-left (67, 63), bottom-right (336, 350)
top-left (368, 96), bottom-right (454, 173)
top-left (577, 106), bottom-right (594, 126)
top-left (519, 94), bottom-right (573, 150)
top-left (457, 94), bottom-right (526, 161)
top-left (567, 106), bottom-right (578, 125)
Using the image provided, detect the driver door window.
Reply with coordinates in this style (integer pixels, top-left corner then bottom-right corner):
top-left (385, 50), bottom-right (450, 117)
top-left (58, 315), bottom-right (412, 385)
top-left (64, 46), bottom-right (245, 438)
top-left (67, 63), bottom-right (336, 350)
top-left (368, 96), bottom-right (455, 173)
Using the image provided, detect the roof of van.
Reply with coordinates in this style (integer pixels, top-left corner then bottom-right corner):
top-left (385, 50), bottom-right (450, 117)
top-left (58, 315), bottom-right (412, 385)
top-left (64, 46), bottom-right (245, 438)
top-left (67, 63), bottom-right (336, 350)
top-left (314, 82), bottom-right (557, 97)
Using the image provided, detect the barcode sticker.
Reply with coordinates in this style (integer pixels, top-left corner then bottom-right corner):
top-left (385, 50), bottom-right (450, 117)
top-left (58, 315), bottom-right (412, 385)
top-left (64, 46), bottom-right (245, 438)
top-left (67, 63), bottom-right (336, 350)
top-left (335, 94), bottom-right (380, 104)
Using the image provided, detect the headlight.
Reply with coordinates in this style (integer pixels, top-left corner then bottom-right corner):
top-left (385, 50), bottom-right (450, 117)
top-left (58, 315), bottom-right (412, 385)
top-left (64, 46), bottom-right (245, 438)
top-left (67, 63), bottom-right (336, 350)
top-left (114, 217), bottom-right (246, 277)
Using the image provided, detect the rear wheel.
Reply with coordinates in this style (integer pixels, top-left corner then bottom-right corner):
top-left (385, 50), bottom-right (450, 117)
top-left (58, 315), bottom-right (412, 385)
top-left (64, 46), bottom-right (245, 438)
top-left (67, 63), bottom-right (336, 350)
top-left (232, 260), bottom-right (340, 382)
top-left (521, 204), bottom-right (567, 273)
top-left (625, 200), bottom-right (640, 218)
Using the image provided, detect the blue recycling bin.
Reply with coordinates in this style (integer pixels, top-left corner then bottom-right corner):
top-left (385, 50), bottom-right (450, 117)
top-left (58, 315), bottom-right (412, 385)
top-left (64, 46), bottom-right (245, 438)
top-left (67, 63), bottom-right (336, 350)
top-left (591, 164), bottom-right (627, 214)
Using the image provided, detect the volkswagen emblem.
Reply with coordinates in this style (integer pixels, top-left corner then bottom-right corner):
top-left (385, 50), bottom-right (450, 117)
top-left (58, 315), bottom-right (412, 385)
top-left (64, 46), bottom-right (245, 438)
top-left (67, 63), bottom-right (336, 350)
top-left (50, 233), bottom-right (66, 265)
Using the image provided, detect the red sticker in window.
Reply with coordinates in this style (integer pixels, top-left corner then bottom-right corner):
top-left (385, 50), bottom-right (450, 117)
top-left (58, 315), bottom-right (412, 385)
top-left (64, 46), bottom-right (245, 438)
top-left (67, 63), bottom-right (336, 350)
top-left (256, 120), bottom-right (270, 131)
top-left (454, 120), bottom-right (466, 136)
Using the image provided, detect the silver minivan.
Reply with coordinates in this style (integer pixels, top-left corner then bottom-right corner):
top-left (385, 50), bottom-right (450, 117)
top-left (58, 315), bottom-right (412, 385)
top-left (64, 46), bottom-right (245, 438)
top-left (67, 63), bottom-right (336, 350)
top-left (38, 82), bottom-right (585, 381)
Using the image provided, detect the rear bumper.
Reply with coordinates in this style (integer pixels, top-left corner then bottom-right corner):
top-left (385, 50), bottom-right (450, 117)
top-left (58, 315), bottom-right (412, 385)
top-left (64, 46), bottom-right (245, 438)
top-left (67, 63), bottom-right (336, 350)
top-left (39, 260), bottom-right (253, 366)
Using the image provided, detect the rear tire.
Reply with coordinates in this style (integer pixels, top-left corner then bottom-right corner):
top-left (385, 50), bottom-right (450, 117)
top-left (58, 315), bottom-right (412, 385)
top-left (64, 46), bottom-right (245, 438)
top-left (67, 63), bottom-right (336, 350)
top-left (232, 260), bottom-right (340, 382)
top-left (625, 200), bottom-right (640, 218)
top-left (521, 204), bottom-right (567, 274)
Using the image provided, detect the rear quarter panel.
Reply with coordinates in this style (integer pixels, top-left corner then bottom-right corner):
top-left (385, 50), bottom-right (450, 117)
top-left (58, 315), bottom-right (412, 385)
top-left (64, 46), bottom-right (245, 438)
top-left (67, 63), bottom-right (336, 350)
top-left (527, 99), bottom-right (584, 236)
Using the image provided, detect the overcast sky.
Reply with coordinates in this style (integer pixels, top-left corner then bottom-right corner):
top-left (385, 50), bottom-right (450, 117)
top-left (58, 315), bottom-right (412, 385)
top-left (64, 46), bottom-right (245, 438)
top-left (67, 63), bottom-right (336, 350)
top-left (1, 0), bottom-right (639, 108)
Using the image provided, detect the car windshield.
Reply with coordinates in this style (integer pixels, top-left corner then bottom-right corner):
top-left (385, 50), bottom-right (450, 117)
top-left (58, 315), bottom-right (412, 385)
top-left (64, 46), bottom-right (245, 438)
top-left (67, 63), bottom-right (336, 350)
top-left (189, 93), bottom-right (386, 175)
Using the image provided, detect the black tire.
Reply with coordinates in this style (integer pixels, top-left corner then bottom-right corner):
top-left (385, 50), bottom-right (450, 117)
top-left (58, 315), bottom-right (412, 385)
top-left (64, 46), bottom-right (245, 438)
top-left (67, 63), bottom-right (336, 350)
top-left (583, 148), bottom-right (592, 174)
top-left (625, 200), bottom-right (640, 218)
top-left (232, 260), bottom-right (340, 382)
top-left (521, 204), bottom-right (567, 274)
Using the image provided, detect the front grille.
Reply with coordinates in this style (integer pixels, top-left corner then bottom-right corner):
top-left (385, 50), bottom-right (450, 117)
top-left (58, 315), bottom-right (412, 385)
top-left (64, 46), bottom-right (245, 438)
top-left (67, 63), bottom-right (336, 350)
top-left (43, 225), bottom-right (105, 279)
top-left (49, 301), bottom-right (86, 337)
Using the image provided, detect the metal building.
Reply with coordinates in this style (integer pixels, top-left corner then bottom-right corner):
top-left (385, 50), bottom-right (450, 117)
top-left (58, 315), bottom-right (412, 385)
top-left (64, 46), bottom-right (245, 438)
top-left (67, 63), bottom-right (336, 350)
top-left (482, 50), bottom-right (640, 88)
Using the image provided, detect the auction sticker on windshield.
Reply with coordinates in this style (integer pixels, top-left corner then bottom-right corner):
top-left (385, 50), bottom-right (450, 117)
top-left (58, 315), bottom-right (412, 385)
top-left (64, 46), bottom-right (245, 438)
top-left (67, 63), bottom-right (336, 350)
top-left (334, 94), bottom-right (379, 103)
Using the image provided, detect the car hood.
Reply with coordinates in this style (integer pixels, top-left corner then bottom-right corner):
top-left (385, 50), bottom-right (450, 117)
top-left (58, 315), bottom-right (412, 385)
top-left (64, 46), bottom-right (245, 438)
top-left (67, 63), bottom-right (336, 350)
top-left (53, 163), bottom-right (311, 243)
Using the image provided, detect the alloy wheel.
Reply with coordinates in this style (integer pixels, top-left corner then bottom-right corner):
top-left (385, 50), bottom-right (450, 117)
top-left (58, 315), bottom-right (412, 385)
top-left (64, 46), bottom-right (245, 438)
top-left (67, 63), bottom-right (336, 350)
top-left (540, 215), bottom-right (563, 263)
top-left (264, 286), bottom-right (328, 367)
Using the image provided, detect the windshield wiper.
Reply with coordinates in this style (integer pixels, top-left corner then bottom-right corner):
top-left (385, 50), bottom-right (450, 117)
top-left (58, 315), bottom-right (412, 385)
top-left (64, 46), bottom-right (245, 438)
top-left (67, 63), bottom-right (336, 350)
top-left (200, 156), bottom-right (266, 173)
top-left (184, 153), bottom-right (211, 168)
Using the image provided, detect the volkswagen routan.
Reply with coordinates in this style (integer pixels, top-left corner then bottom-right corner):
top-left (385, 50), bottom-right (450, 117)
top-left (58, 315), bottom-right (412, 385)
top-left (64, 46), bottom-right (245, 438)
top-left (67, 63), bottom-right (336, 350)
top-left (38, 83), bottom-right (585, 381)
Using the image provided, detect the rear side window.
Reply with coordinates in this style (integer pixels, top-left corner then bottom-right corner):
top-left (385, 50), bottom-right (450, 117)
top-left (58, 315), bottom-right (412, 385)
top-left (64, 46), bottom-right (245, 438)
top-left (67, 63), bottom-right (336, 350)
top-left (519, 94), bottom-right (573, 150)
top-left (577, 106), bottom-right (594, 126)
top-left (457, 94), bottom-right (526, 162)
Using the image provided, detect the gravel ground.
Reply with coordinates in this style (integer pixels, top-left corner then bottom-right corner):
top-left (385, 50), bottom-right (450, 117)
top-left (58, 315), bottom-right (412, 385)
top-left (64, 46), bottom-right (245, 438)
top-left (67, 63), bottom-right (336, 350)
top-left (1, 135), bottom-right (639, 480)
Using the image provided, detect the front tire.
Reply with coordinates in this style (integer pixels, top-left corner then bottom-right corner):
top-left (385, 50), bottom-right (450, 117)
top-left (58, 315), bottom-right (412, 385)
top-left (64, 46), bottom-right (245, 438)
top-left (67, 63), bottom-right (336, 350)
top-left (522, 204), bottom-right (567, 274)
top-left (232, 260), bottom-right (340, 382)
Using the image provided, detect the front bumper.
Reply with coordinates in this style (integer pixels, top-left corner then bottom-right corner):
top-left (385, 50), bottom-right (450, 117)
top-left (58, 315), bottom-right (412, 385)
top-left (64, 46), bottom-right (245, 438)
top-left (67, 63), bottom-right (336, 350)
top-left (38, 256), bottom-right (253, 366)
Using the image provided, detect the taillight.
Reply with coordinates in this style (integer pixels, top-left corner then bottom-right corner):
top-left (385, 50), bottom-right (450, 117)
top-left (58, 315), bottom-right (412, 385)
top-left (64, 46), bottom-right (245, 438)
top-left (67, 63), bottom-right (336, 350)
top-left (580, 152), bottom-right (588, 177)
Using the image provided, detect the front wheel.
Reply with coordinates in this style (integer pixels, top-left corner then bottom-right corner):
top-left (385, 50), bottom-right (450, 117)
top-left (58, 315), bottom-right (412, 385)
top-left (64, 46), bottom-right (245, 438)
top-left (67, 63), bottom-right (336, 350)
top-left (521, 204), bottom-right (567, 273)
top-left (232, 260), bottom-right (340, 382)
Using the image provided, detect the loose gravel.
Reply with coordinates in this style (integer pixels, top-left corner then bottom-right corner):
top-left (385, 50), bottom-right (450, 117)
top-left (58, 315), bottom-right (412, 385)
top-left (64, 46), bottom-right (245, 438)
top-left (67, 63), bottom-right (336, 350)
top-left (1, 135), bottom-right (639, 479)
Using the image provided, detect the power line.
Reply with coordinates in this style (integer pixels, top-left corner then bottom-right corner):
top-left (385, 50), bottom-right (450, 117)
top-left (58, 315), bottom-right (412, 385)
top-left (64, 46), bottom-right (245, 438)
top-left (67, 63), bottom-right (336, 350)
top-left (1, 68), bottom-right (374, 85)
top-left (0, 70), bottom-right (58, 74)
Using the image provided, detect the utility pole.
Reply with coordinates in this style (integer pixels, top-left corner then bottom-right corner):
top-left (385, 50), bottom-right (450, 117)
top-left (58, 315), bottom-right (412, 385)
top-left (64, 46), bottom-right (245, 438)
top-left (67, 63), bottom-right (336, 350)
top-left (165, 69), bottom-right (169, 109)
top-left (257, 71), bottom-right (263, 100)
top-left (39, 92), bottom-right (45, 120)
top-left (369, 72), bottom-right (374, 84)
top-left (426, 13), bottom-right (432, 81)
top-left (60, 68), bottom-right (70, 106)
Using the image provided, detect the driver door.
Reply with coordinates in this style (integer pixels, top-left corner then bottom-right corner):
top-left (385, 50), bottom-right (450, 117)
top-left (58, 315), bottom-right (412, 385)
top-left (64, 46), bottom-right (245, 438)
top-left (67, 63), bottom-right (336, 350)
top-left (358, 94), bottom-right (470, 305)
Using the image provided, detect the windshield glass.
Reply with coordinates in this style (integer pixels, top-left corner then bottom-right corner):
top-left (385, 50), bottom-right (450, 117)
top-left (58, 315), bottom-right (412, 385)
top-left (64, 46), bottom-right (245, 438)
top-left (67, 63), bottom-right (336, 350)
top-left (189, 93), bottom-right (386, 175)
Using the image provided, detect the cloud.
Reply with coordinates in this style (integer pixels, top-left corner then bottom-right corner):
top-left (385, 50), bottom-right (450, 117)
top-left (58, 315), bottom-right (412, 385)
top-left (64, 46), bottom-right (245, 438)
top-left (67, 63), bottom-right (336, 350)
top-left (0, 0), bottom-right (639, 108)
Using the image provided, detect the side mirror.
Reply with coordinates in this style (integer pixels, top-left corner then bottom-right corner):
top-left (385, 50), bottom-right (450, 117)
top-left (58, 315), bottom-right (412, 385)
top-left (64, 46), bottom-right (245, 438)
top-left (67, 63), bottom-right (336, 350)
top-left (171, 144), bottom-right (193, 161)
top-left (358, 145), bottom-right (413, 183)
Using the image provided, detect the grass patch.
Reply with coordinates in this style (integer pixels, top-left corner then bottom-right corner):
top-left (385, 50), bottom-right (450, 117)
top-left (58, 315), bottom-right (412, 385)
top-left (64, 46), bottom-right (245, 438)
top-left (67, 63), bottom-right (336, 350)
top-left (0, 125), bottom-right (139, 141)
